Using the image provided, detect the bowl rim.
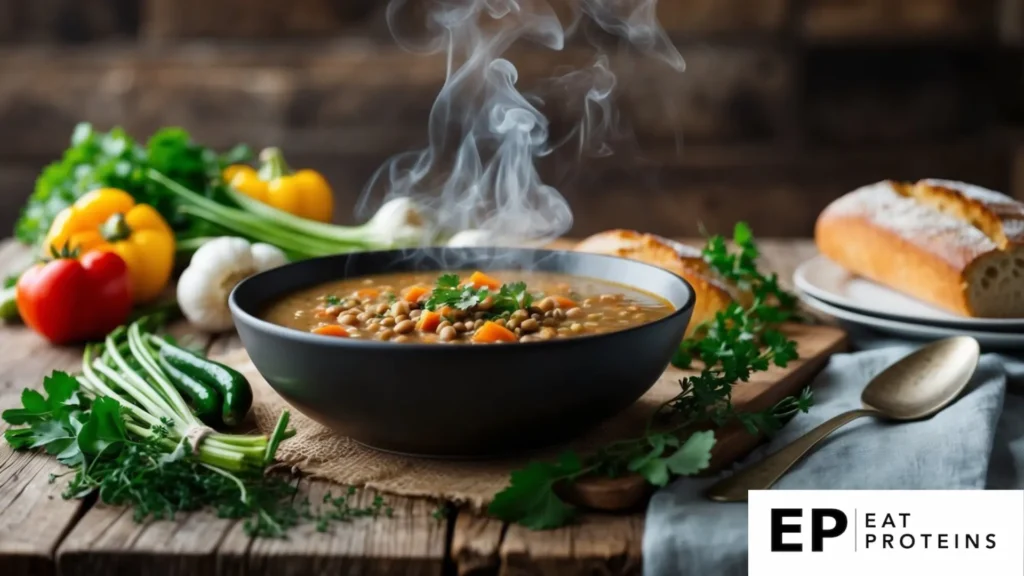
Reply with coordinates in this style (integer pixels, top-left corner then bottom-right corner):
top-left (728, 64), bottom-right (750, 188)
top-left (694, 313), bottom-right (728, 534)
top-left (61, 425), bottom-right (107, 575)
top-left (228, 247), bottom-right (696, 351)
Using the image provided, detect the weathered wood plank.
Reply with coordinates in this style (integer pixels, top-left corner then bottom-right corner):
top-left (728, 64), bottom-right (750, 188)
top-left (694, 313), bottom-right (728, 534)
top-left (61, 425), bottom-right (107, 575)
top-left (802, 48), bottom-right (987, 145)
top-left (142, 0), bottom-right (380, 41)
top-left (0, 242), bottom-right (91, 576)
top-left (0, 0), bottom-right (138, 43)
top-left (0, 418), bottom-right (85, 576)
top-left (452, 513), bottom-right (644, 576)
top-left (0, 42), bottom-right (789, 162)
top-left (998, 0), bottom-right (1024, 45)
top-left (799, 0), bottom-right (994, 41)
top-left (656, 0), bottom-right (790, 34)
top-left (500, 514), bottom-right (645, 576)
top-left (217, 481), bottom-right (448, 576)
top-left (57, 507), bottom-right (235, 576)
top-left (452, 513), bottom-right (504, 576)
top-left (141, 0), bottom-right (789, 40)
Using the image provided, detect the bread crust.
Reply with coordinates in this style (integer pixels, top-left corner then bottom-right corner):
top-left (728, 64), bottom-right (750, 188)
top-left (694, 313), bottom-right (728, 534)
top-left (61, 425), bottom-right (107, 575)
top-left (573, 230), bottom-right (742, 333)
top-left (815, 180), bottom-right (1024, 317)
top-left (918, 179), bottom-right (1024, 248)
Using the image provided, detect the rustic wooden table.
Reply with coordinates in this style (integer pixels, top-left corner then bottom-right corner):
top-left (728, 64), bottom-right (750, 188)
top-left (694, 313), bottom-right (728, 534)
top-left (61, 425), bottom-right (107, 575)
top-left (0, 237), bottom-right (820, 576)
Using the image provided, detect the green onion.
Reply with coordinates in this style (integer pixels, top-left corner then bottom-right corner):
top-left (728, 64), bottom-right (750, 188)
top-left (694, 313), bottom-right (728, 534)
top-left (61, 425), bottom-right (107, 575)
top-left (148, 169), bottom-right (431, 259)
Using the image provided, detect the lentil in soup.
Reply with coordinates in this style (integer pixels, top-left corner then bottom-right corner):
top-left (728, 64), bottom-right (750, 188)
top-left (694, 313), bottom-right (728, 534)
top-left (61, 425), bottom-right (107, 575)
top-left (262, 270), bottom-right (674, 344)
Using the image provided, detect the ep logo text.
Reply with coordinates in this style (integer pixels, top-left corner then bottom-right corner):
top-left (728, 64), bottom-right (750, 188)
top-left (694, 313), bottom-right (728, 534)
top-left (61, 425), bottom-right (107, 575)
top-left (770, 508), bottom-right (847, 552)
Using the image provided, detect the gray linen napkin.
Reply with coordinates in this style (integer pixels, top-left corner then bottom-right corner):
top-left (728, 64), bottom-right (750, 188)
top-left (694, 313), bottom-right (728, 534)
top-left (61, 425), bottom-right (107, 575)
top-left (643, 326), bottom-right (1024, 576)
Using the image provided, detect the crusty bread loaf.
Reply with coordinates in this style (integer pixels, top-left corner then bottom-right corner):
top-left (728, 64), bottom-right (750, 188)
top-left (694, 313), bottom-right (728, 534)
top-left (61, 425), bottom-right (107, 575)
top-left (815, 179), bottom-right (1024, 318)
top-left (573, 230), bottom-right (750, 334)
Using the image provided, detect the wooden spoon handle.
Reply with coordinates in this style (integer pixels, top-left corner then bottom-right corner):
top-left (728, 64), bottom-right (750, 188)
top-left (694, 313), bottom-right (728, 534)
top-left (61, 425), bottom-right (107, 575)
top-left (704, 408), bottom-right (878, 502)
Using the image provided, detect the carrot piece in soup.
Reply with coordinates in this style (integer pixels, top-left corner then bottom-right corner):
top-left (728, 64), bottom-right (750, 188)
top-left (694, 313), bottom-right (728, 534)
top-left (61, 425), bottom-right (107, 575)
top-left (354, 288), bottom-right (380, 300)
top-left (438, 306), bottom-right (456, 319)
top-left (312, 325), bottom-right (349, 337)
top-left (416, 310), bottom-right (442, 332)
top-left (402, 285), bottom-right (430, 303)
top-left (471, 321), bottom-right (517, 343)
top-left (550, 296), bottom-right (578, 309)
top-left (468, 271), bottom-right (502, 290)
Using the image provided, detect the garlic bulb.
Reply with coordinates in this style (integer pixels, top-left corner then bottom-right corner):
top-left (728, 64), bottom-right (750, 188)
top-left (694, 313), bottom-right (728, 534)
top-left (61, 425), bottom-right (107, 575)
top-left (177, 237), bottom-right (287, 332)
top-left (360, 197), bottom-right (430, 247)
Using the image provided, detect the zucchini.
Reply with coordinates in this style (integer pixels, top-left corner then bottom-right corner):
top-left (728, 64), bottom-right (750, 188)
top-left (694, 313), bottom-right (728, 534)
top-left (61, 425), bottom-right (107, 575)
top-left (155, 342), bottom-right (253, 427)
top-left (156, 353), bottom-right (222, 427)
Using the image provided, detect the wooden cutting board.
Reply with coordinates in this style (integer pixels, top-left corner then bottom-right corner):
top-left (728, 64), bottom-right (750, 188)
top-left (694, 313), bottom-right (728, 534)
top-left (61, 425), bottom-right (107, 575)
top-left (565, 321), bottom-right (847, 509)
top-left (701, 322), bottom-right (846, 471)
top-left (542, 238), bottom-right (848, 474)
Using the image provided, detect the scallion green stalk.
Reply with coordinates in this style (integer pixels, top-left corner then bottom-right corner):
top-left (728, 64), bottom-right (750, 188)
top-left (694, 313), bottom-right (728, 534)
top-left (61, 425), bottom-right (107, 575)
top-left (147, 168), bottom-right (431, 258)
top-left (149, 170), bottom-right (369, 257)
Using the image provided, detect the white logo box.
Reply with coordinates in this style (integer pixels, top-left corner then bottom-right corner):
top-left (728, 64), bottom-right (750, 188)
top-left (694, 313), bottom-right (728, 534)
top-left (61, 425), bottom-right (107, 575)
top-left (749, 490), bottom-right (1024, 576)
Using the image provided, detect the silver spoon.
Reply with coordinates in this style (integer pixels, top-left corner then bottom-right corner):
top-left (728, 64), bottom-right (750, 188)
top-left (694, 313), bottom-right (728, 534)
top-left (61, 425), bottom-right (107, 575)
top-left (705, 335), bottom-right (981, 502)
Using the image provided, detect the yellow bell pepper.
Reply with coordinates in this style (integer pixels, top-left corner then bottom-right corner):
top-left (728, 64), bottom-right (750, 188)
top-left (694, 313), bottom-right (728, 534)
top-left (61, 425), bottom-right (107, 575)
top-left (223, 148), bottom-right (334, 223)
top-left (44, 188), bottom-right (175, 304)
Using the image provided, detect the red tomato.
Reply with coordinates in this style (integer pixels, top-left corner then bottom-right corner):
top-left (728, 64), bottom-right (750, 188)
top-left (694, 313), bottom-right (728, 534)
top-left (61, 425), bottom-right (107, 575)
top-left (16, 251), bottom-right (133, 345)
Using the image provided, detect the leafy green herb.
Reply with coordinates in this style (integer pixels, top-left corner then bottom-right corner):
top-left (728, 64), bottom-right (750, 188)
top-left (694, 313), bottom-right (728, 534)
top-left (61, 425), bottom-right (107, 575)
top-left (494, 282), bottom-right (534, 313)
top-left (423, 274), bottom-right (535, 318)
top-left (488, 223), bottom-right (811, 530)
top-left (312, 488), bottom-right (392, 533)
top-left (423, 274), bottom-right (469, 311)
top-left (700, 221), bottom-right (797, 316)
top-left (14, 123), bottom-right (249, 247)
top-left (488, 452), bottom-right (584, 529)
top-left (324, 295), bottom-right (342, 306)
top-left (50, 422), bottom-right (388, 537)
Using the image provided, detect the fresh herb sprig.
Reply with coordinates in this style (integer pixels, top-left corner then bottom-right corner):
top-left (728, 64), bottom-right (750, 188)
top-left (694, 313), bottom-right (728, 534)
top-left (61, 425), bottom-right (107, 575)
top-left (487, 223), bottom-right (808, 530)
top-left (424, 274), bottom-right (534, 318)
top-left (700, 221), bottom-right (797, 317)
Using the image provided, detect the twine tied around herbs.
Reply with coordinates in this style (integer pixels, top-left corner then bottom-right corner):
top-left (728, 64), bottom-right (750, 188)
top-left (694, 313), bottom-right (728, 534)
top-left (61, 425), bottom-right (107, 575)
top-left (184, 425), bottom-right (215, 451)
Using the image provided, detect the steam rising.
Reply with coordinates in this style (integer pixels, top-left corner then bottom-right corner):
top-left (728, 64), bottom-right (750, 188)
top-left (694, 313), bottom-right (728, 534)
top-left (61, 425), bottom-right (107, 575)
top-left (359, 0), bottom-right (684, 248)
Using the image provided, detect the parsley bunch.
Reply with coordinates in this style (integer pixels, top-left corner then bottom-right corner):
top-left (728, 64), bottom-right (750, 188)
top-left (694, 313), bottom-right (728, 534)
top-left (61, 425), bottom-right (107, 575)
top-left (424, 274), bottom-right (534, 317)
top-left (488, 223), bottom-right (810, 530)
top-left (15, 123), bottom-right (249, 247)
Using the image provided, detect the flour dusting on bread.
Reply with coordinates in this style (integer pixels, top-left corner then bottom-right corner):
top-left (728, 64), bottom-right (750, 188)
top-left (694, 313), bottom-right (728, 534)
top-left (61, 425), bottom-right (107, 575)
top-left (822, 181), bottom-right (997, 268)
top-left (921, 179), bottom-right (1024, 242)
top-left (816, 179), bottom-right (1024, 318)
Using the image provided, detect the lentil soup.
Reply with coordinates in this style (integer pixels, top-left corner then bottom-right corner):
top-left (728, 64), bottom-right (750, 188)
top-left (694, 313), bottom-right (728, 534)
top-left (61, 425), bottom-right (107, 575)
top-left (261, 270), bottom-right (674, 344)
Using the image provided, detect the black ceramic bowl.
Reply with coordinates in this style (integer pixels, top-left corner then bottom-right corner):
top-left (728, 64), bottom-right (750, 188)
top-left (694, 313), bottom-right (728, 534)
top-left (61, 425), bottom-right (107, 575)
top-left (229, 247), bottom-right (694, 458)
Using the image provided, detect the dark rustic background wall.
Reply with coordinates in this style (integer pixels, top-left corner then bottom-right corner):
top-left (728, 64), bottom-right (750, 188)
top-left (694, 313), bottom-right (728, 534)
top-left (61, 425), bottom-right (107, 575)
top-left (2, 0), bottom-right (1024, 238)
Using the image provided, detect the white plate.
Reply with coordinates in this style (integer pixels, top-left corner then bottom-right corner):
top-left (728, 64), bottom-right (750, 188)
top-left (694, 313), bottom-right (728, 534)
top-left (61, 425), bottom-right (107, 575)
top-left (799, 292), bottom-right (1024, 348)
top-left (794, 255), bottom-right (1024, 331)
